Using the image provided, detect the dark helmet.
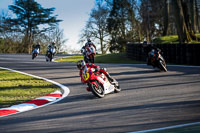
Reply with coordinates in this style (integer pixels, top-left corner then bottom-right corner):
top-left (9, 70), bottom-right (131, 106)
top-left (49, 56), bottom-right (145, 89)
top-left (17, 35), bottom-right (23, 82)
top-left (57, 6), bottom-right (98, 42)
top-left (52, 41), bottom-right (55, 45)
top-left (87, 38), bottom-right (91, 42)
top-left (77, 60), bottom-right (86, 70)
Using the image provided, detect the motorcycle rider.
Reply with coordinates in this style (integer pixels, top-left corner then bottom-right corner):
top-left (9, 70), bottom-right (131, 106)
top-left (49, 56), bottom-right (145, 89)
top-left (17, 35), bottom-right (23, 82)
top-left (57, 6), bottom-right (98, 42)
top-left (143, 43), bottom-right (161, 66)
top-left (32, 42), bottom-right (41, 53)
top-left (46, 41), bottom-right (56, 57)
top-left (85, 38), bottom-right (96, 50)
top-left (81, 38), bottom-right (96, 59)
top-left (77, 60), bottom-right (114, 85)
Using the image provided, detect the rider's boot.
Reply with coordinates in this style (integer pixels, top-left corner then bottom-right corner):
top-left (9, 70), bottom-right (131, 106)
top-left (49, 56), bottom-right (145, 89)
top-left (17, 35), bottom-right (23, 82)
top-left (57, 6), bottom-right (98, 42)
top-left (105, 74), bottom-right (114, 83)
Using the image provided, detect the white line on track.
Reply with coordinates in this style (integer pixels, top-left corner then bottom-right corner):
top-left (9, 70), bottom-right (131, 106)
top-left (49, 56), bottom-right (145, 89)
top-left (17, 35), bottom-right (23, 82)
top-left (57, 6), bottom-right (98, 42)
top-left (129, 121), bottom-right (200, 133)
top-left (125, 64), bottom-right (200, 132)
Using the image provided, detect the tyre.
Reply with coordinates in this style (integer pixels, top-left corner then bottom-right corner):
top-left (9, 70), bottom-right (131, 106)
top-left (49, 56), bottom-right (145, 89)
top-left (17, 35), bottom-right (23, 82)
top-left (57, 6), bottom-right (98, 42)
top-left (113, 79), bottom-right (121, 93)
top-left (159, 59), bottom-right (167, 72)
top-left (48, 52), bottom-right (52, 62)
top-left (32, 54), bottom-right (35, 60)
top-left (90, 82), bottom-right (104, 98)
top-left (84, 56), bottom-right (89, 63)
top-left (91, 55), bottom-right (94, 63)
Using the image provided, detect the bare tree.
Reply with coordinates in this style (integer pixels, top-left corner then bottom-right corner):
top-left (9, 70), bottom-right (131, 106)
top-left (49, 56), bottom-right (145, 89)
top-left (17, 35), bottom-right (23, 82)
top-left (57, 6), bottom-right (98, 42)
top-left (79, 1), bottom-right (110, 54)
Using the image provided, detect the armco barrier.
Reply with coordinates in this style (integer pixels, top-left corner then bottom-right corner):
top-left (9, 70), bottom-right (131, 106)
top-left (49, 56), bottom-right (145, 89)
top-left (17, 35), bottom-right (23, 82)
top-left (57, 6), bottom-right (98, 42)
top-left (126, 43), bottom-right (200, 66)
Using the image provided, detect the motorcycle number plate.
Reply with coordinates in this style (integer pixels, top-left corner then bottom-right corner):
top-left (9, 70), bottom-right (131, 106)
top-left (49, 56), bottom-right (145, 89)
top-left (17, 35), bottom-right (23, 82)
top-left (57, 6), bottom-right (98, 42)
top-left (83, 72), bottom-right (90, 81)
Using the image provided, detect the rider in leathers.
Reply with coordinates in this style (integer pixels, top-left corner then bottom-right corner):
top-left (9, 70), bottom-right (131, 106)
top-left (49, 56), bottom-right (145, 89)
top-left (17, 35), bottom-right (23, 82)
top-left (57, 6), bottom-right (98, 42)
top-left (143, 43), bottom-right (161, 66)
top-left (32, 42), bottom-right (41, 53)
top-left (81, 38), bottom-right (96, 59)
top-left (77, 60), bottom-right (114, 90)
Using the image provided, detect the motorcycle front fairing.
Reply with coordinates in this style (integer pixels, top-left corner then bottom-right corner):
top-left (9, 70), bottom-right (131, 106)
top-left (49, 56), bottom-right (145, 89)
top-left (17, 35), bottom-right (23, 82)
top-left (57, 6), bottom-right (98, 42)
top-left (96, 74), bottom-right (115, 94)
top-left (33, 48), bottom-right (39, 54)
top-left (82, 68), bottom-right (115, 94)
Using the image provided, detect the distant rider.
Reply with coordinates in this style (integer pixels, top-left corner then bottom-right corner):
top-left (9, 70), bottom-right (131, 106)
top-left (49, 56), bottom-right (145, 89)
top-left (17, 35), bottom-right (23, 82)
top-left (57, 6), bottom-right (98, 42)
top-left (77, 60), bottom-right (114, 85)
top-left (46, 41), bottom-right (56, 57)
top-left (143, 43), bottom-right (161, 65)
top-left (32, 42), bottom-right (40, 54)
top-left (81, 38), bottom-right (96, 58)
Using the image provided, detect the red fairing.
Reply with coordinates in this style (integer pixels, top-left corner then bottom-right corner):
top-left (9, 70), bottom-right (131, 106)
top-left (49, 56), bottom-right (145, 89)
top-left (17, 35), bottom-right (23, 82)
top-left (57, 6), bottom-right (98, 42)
top-left (85, 45), bottom-right (96, 56)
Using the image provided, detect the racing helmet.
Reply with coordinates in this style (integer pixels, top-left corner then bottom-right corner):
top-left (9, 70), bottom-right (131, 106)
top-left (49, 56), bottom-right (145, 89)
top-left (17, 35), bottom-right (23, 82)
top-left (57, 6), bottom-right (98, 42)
top-left (52, 41), bottom-right (55, 45)
top-left (77, 60), bottom-right (86, 70)
top-left (87, 38), bottom-right (91, 42)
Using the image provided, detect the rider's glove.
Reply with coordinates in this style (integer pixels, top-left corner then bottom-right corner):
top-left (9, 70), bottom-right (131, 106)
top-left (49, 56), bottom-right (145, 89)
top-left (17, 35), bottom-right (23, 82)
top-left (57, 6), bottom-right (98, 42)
top-left (95, 66), bottom-right (100, 72)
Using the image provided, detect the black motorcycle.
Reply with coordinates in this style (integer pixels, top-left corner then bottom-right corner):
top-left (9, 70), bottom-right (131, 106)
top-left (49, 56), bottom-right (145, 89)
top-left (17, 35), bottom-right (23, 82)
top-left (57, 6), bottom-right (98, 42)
top-left (148, 49), bottom-right (167, 72)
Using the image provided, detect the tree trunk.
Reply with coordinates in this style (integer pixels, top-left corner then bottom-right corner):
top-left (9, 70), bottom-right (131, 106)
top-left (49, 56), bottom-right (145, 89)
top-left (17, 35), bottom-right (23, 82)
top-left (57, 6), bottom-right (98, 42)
top-left (163, 0), bottom-right (169, 36)
top-left (195, 0), bottom-right (200, 32)
top-left (172, 0), bottom-right (192, 43)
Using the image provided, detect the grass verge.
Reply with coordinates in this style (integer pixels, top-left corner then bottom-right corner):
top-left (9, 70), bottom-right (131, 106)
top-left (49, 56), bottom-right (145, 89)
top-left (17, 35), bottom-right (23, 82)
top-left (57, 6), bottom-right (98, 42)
top-left (0, 69), bottom-right (58, 108)
top-left (153, 34), bottom-right (200, 44)
top-left (55, 53), bottom-right (145, 64)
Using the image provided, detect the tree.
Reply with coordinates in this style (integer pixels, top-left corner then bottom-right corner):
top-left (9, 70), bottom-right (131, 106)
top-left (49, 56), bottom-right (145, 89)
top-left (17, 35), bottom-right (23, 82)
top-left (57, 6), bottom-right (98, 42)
top-left (163, 0), bottom-right (169, 36)
top-left (44, 26), bottom-right (68, 53)
top-left (171, 0), bottom-right (195, 43)
top-left (107, 0), bottom-right (130, 52)
top-left (8, 0), bottom-right (62, 53)
top-left (80, 1), bottom-right (110, 54)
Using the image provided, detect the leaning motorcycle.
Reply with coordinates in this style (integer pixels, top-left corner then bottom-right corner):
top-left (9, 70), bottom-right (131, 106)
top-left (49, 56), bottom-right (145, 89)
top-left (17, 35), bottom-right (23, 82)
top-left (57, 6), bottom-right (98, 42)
top-left (81, 67), bottom-right (121, 98)
top-left (46, 47), bottom-right (55, 62)
top-left (81, 46), bottom-right (96, 63)
top-left (149, 49), bottom-right (167, 72)
top-left (32, 48), bottom-right (39, 60)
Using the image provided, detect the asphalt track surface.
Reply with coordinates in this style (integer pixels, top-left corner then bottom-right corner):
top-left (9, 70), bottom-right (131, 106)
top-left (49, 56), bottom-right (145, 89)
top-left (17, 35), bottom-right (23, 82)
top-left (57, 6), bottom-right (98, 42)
top-left (0, 54), bottom-right (200, 133)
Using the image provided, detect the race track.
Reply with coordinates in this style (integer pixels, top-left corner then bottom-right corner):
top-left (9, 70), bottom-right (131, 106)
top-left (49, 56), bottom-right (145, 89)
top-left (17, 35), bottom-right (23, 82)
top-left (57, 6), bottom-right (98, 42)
top-left (0, 54), bottom-right (200, 133)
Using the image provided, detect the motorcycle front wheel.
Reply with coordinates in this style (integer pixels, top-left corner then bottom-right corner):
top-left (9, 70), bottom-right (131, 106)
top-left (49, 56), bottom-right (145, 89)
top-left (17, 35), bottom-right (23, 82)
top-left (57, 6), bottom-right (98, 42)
top-left (113, 79), bottom-right (121, 93)
top-left (90, 82), bottom-right (104, 98)
top-left (32, 54), bottom-right (35, 60)
top-left (159, 59), bottom-right (167, 72)
top-left (90, 55), bottom-right (94, 63)
top-left (47, 52), bottom-right (52, 62)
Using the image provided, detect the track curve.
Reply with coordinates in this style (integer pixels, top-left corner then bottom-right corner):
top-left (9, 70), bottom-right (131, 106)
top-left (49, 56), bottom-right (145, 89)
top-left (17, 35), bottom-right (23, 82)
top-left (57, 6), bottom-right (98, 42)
top-left (0, 54), bottom-right (200, 133)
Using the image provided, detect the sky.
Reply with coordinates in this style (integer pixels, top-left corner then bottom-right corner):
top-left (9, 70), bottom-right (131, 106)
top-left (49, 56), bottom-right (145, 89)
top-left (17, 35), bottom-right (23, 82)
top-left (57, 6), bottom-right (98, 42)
top-left (0, 0), bottom-right (95, 52)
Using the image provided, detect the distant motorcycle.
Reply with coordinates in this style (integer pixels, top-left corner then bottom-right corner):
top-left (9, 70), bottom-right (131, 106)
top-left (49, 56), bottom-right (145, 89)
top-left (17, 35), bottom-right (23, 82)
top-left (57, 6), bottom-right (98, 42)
top-left (81, 45), bottom-right (96, 63)
top-left (32, 48), bottom-right (39, 60)
top-left (81, 67), bottom-right (121, 98)
top-left (149, 49), bottom-right (167, 72)
top-left (46, 47), bottom-right (55, 62)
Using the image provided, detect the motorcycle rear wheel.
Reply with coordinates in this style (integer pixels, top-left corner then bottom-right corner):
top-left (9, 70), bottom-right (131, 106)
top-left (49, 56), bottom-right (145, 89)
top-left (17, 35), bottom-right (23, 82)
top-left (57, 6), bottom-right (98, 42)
top-left (90, 82), bottom-right (104, 98)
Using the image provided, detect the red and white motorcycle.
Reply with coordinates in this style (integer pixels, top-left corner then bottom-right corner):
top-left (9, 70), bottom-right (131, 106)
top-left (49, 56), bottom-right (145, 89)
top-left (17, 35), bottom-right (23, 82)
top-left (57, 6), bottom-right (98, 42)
top-left (81, 67), bottom-right (121, 98)
top-left (81, 45), bottom-right (96, 63)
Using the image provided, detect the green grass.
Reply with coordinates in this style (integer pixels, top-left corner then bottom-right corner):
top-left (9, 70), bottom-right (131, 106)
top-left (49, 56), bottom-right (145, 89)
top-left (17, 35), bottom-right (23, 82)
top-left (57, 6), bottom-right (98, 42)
top-left (153, 35), bottom-right (179, 44)
top-left (153, 34), bottom-right (200, 44)
top-left (55, 53), bottom-right (145, 64)
top-left (0, 69), bottom-right (58, 108)
top-left (150, 124), bottom-right (200, 133)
